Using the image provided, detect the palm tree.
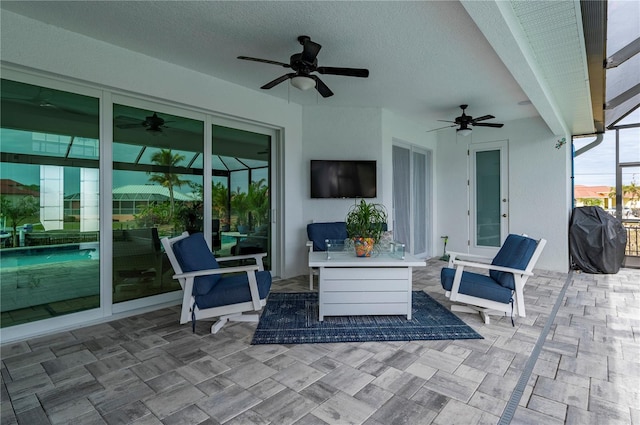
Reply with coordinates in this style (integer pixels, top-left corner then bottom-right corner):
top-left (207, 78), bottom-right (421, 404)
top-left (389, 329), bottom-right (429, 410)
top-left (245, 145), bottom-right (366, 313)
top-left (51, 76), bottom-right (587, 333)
top-left (230, 188), bottom-right (248, 231)
top-left (608, 181), bottom-right (640, 215)
top-left (0, 195), bottom-right (39, 247)
top-left (247, 178), bottom-right (269, 227)
top-left (147, 149), bottom-right (187, 220)
top-left (624, 181), bottom-right (640, 205)
top-left (212, 181), bottom-right (228, 220)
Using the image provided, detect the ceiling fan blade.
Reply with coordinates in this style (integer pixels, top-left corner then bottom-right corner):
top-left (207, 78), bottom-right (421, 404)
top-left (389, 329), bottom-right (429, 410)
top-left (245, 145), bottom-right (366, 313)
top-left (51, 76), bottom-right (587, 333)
top-left (116, 123), bottom-right (144, 129)
top-left (316, 67), bottom-right (369, 78)
top-left (312, 75), bottom-right (333, 98)
top-left (260, 73), bottom-right (295, 90)
top-left (473, 122), bottom-right (504, 128)
top-left (300, 38), bottom-right (322, 63)
top-left (437, 119), bottom-right (457, 124)
top-left (471, 114), bottom-right (495, 123)
top-left (427, 124), bottom-right (457, 132)
top-left (237, 56), bottom-right (290, 68)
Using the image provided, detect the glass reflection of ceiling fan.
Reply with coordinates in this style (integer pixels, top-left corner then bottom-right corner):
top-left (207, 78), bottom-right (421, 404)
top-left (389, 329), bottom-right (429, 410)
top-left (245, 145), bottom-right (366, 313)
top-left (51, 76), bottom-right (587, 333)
top-left (115, 112), bottom-right (173, 133)
top-left (3, 87), bottom-right (95, 116)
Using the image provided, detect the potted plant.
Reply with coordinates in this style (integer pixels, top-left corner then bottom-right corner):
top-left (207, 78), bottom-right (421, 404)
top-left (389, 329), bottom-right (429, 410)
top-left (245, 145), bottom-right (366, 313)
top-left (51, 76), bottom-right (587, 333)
top-left (345, 199), bottom-right (388, 257)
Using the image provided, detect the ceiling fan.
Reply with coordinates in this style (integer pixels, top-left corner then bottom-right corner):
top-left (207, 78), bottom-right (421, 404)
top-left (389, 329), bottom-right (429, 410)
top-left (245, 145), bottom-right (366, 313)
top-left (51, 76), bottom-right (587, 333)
top-left (2, 88), bottom-right (93, 116)
top-left (3, 88), bottom-right (57, 108)
top-left (238, 35), bottom-right (369, 98)
top-left (115, 112), bottom-right (173, 133)
top-left (429, 105), bottom-right (504, 136)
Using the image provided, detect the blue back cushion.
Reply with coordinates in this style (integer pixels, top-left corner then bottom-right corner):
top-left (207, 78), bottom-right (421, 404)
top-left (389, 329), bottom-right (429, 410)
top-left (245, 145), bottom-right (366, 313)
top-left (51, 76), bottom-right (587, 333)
top-left (172, 233), bottom-right (221, 295)
top-left (307, 222), bottom-right (348, 251)
top-left (490, 234), bottom-right (538, 290)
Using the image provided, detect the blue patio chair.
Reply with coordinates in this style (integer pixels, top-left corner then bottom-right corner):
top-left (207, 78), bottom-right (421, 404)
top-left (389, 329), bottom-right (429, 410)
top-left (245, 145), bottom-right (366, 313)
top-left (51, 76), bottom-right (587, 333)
top-left (161, 232), bottom-right (272, 334)
top-left (306, 221), bottom-right (348, 290)
top-left (440, 234), bottom-right (546, 325)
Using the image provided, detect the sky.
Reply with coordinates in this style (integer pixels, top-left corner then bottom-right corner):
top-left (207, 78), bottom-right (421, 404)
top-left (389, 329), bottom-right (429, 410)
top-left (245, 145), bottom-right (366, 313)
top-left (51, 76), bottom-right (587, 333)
top-left (573, 110), bottom-right (640, 188)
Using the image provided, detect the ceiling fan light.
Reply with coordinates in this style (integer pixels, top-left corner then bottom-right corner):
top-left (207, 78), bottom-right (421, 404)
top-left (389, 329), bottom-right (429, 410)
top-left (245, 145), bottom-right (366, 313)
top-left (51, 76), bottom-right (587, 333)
top-left (457, 127), bottom-right (472, 137)
top-left (290, 76), bottom-right (315, 91)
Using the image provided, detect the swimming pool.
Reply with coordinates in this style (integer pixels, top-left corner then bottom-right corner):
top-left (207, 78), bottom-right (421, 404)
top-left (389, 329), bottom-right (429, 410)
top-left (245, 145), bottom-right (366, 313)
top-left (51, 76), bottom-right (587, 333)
top-left (221, 234), bottom-right (238, 244)
top-left (0, 243), bottom-right (99, 267)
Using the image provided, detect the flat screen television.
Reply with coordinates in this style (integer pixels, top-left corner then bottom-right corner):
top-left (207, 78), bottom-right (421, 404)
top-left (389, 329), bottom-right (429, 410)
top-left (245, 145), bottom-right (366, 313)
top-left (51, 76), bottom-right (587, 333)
top-left (310, 160), bottom-right (377, 198)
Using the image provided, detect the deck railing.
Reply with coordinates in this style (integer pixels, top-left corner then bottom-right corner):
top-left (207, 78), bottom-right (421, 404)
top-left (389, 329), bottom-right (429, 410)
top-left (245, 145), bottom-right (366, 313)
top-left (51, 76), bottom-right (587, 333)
top-left (623, 219), bottom-right (640, 257)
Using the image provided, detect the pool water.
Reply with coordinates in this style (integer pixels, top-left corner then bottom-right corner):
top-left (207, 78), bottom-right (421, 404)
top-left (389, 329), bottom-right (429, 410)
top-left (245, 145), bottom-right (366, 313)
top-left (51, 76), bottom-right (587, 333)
top-left (0, 244), bottom-right (99, 267)
top-left (221, 234), bottom-right (237, 244)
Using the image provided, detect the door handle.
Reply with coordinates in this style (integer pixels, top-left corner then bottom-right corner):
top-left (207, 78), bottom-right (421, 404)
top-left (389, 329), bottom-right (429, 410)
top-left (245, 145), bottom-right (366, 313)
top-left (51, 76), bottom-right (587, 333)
top-left (502, 214), bottom-right (507, 218)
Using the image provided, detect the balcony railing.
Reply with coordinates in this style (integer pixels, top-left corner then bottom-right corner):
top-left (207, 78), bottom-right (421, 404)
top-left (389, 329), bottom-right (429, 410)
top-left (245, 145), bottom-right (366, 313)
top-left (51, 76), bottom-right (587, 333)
top-left (623, 219), bottom-right (640, 257)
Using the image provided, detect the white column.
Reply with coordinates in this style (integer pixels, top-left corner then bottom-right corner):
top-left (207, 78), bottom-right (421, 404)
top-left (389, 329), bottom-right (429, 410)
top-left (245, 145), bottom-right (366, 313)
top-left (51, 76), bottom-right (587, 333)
top-left (80, 168), bottom-right (99, 232)
top-left (40, 165), bottom-right (64, 231)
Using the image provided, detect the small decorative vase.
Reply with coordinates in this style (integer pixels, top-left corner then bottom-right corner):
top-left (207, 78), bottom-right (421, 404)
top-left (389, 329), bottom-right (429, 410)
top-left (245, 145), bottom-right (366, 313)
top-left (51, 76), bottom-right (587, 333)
top-left (353, 237), bottom-right (375, 257)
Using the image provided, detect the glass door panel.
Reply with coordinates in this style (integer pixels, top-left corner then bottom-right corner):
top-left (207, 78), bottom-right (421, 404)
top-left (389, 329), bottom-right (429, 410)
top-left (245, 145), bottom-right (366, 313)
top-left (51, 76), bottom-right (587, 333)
top-left (470, 141), bottom-right (509, 253)
top-left (412, 150), bottom-right (428, 255)
top-left (212, 125), bottom-right (270, 269)
top-left (475, 150), bottom-right (501, 247)
top-left (393, 143), bottom-right (431, 256)
top-left (1, 79), bottom-right (100, 327)
top-left (112, 104), bottom-right (204, 303)
top-left (392, 145), bottom-right (411, 248)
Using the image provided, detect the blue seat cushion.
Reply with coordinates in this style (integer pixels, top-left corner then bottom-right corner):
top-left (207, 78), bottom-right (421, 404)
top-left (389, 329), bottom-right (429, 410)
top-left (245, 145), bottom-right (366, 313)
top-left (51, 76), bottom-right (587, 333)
top-left (490, 234), bottom-right (538, 290)
top-left (440, 267), bottom-right (513, 304)
top-left (172, 233), bottom-right (221, 295)
top-left (195, 270), bottom-right (272, 309)
top-left (307, 222), bottom-right (348, 251)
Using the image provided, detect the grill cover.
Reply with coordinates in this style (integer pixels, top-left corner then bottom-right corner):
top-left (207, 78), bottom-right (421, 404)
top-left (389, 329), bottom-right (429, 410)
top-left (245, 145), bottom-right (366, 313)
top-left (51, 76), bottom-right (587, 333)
top-left (569, 206), bottom-right (627, 274)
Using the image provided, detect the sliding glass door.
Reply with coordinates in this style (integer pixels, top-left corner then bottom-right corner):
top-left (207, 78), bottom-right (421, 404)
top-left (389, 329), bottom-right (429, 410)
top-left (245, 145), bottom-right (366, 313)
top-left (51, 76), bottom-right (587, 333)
top-left (112, 104), bottom-right (204, 303)
top-left (392, 142), bottom-right (432, 256)
top-left (1, 78), bottom-right (101, 327)
top-left (0, 73), bottom-right (280, 338)
top-left (212, 124), bottom-right (272, 269)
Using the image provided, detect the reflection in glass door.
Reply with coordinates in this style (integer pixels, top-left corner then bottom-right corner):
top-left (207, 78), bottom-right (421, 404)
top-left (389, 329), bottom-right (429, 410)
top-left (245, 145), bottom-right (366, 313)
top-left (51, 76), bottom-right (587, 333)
top-left (112, 104), bottom-right (204, 303)
top-left (212, 125), bottom-right (271, 269)
top-left (0, 78), bottom-right (101, 327)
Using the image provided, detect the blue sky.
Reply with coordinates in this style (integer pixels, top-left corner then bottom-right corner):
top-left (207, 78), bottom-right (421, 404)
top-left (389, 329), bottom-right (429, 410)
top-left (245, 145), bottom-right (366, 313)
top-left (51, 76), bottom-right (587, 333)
top-left (573, 110), bottom-right (640, 187)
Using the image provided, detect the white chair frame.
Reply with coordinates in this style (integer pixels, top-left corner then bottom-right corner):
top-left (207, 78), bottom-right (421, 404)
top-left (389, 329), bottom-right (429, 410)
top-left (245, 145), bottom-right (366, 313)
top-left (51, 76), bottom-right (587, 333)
top-left (306, 240), bottom-right (318, 290)
top-left (161, 232), bottom-right (268, 334)
top-left (444, 238), bottom-right (546, 324)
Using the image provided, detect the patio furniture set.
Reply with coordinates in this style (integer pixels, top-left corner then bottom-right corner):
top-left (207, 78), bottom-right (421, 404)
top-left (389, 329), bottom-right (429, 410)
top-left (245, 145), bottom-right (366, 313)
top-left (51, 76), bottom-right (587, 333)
top-left (160, 220), bottom-right (545, 334)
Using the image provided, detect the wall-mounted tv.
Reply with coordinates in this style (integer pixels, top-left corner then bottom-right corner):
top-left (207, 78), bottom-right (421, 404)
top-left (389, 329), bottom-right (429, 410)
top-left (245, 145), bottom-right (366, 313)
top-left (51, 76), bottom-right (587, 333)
top-left (310, 160), bottom-right (377, 198)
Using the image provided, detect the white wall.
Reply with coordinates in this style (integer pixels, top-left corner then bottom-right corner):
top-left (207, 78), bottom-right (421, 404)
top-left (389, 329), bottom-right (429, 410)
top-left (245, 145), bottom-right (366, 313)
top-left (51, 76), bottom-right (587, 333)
top-left (301, 105), bottom-right (384, 223)
top-left (436, 117), bottom-right (571, 272)
top-left (507, 118), bottom-right (571, 272)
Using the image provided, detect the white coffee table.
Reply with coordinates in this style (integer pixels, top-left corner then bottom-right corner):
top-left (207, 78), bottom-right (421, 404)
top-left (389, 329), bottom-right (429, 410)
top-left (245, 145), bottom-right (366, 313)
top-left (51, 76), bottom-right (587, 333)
top-left (308, 251), bottom-right (425, 321)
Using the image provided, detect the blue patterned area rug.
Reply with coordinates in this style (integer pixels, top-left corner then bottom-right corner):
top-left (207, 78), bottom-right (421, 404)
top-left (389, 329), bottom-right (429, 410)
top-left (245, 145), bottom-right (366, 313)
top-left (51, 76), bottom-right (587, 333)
top-left (251, 291), bottom-right (483, 344)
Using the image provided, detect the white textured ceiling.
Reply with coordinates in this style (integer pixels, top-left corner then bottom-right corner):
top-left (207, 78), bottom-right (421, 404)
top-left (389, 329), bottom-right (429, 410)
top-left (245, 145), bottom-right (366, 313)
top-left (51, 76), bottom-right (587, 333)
top-left (0, 1), bottom-right (595, 134)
